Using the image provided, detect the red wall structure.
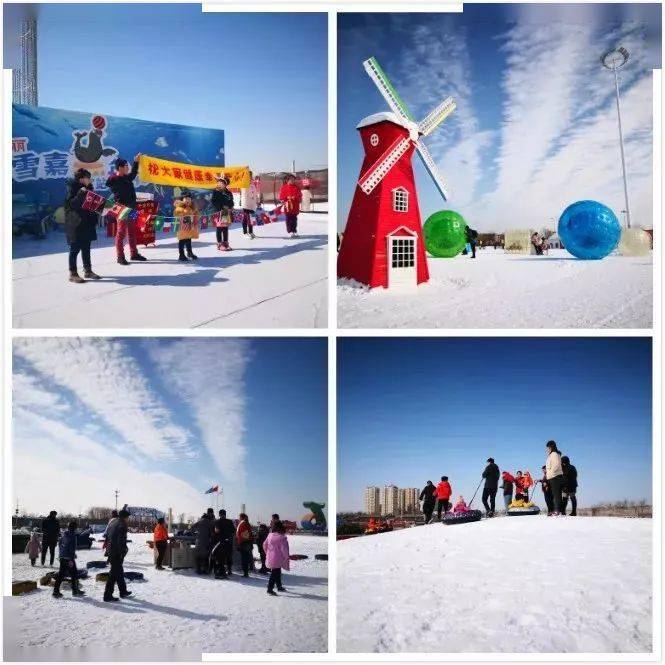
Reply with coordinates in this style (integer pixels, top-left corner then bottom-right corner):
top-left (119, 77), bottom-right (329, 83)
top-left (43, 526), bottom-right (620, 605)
top-left (337, 118), bottom-right (429, 288)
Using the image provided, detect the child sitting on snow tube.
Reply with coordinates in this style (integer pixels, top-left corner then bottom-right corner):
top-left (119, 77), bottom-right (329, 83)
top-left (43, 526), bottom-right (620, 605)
top-left (443, 496), bottom-right (482, 525)
top-left (453, 495), bottom-right (469, 513)
top-left (507, 497), bottom-right (541, 515)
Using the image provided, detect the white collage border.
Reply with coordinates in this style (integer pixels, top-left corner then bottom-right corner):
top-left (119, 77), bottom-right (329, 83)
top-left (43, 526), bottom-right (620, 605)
top-left (0, 1), bottom-right (662, 663)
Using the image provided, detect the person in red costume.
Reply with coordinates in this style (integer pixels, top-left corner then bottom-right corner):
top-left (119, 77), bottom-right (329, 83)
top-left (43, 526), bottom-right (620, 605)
top-left (278, 174), bottom-right (302, 238)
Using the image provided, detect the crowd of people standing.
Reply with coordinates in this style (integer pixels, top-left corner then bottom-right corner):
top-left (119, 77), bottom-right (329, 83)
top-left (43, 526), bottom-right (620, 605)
top-left (35, 506), bottom-right (293, 600)
top-left (418, 440), bottom-right (579, 521)
top-left (64, 156), bottom-right (304, 282)
top-left (171, 509), bottom-right (291, 596)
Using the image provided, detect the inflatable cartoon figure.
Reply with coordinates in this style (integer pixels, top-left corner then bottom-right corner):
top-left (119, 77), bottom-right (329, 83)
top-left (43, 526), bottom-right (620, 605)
top-left (300, 501), bottom-right (327, 531)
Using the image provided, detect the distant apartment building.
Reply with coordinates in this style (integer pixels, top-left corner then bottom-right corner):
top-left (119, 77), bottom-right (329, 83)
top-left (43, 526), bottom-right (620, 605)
top-left (364, 486), bottom-right (381, 515)
top-left (398, 487), bottom-right (419, 514)
top-left (364, 485), bottom-right (421, 516)
top-left (380, 485), bottom-right (399, 516)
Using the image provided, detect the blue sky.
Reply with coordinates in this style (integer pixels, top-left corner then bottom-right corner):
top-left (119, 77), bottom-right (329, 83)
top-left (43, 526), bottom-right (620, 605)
top-left (338, 337), bottom-right (652, 511)
top-left (3, 4), bottom-right (327, 172)
top-left (13, 338), bottom-right (327, 523)
top-left (338, 4), bottom-right (661, 230)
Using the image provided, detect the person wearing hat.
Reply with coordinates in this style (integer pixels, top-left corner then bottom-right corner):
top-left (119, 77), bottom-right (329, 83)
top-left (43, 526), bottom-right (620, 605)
top-left (279, 173), bottom-right (303, 238)
top-left (105, 154), bottom-right (148, 265)
top-left (173, 190), bottom-right (199, 261)
top-left (104, 508), bottom-right (132, 602)
top-left (64, 168), bottom-right (102, 283)
top-left (481, 457), bottom-right (500, 517)
top-left (211, 175), bottom-right (235, 251)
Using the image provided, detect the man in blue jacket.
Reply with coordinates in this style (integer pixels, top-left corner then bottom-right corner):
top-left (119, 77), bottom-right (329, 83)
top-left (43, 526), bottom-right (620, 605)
top-left (53, 521), bottom-right (85, 598)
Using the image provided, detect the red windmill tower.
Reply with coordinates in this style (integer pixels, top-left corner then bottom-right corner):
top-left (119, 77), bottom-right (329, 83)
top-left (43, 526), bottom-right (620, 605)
top-left (338, 57), bottom-right (456, 289)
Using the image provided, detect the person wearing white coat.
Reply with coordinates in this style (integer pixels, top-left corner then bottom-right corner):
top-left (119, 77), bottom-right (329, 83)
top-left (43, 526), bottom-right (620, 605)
top-left (545, 440), bottom-right (564, 515)
top-left (240, 177), bottom-right (260, 239)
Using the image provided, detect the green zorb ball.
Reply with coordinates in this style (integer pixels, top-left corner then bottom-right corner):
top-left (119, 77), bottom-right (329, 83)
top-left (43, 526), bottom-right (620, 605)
top-left (424, 210), bottom-right (468, 258)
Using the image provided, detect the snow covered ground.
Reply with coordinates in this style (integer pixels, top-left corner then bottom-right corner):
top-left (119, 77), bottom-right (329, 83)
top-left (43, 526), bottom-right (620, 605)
top-left (12, 212), bottom-right (327, 329)
top-left (338, 249), bottom-right (652, 329)
top-left (337, 517), bottom-right (652, 653)
top-left (5, 533), bottom-right (328, 660)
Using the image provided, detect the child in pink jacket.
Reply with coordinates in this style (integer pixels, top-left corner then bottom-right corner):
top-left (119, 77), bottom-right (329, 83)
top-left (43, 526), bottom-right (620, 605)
top-left (453, 495), bottom-right (470, 513)
top-left (263, 520), bottom-right (290, 596)
top-left (25, 530), bottom-right (41, 566)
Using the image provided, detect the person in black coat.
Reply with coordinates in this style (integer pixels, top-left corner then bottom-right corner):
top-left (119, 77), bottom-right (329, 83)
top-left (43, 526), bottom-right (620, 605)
top-left (213, 509), bottom-right (236, 576)
top-left (482, 458), bottom-right (500, 517)
top-left (419, 481), bottom-right (437, 524)
top-left (104, 509), bottom-right (131, 602)
top-left (539, 465), bottom-right (554, 515)
top-left (40, 511), bottom-right (61, 566)
top-left (193, 513), bottom-right (214, 575)
top-left (105, 155), bottom-right (147, 265)
top-left (465, 226), bottom-right (478, 258)
top-left (256, 523), bottom-right (270, 573)
top-left (64, 169), bottom-right (101, 283)
top-left (211, 176), bottom-right (235, 250)
top-left (561, 456), bottom-right (578, 516)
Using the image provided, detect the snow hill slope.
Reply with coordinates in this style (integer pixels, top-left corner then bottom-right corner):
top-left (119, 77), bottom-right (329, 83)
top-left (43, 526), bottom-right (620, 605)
top-left (338, 249), bottom-right (652, 329)
top-left (337, 517), bottom-right (652, 653)
top-left (6, 533), bottom-right (328, 660)
top-left (13, 213), bottom-right (328, 329)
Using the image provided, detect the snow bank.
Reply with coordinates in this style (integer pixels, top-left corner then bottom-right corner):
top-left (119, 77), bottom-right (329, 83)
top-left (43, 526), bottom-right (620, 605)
top-left (337, 517), bottom-right (651, 653)
top-left (5, 533), bottom-right (327, 660)
top-left (13, 213), bottom-right (328, 329)
top-left (338, 249), bottom-right (652, 328)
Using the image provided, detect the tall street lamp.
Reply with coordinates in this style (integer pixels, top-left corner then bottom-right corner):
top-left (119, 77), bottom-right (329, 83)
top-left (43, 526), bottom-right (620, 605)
top-left (601, 46), bottom-right (631, 228)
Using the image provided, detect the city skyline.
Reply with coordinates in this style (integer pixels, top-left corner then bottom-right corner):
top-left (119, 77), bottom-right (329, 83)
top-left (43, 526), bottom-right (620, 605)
top-left (362, 485), bottom-right (420, 516)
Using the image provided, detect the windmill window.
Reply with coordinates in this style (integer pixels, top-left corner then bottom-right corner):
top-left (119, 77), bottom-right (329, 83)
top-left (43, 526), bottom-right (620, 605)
top-left (391, 237), bottom-right (415, 268)
top-left (393, 188), bottom-right (409, 213)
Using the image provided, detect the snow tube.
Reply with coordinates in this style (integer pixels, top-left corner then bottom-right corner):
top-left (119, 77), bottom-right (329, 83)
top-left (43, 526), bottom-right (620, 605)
top-left (289, 554), bottom-right (308, 561)
top-left (124, 571), bottom-right (144, 581)
top-left (507, 500), bottom-right (541, 516)
top-left (442, 510), bottom-right (482, 525)
top-left (314, 554), bottom-right (328, 561)
top-left (86, 560), bottom-right (108, 569)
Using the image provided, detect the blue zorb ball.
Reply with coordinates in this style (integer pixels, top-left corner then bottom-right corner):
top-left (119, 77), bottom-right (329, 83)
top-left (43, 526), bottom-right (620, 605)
top-left (557, 200), bottom-right (621, 260)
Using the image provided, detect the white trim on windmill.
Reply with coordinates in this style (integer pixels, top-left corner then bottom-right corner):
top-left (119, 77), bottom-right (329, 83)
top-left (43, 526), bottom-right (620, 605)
top-left (392, 186), bottom-right (409, 212)
top-left (358, 56), bottom-right (454, 202)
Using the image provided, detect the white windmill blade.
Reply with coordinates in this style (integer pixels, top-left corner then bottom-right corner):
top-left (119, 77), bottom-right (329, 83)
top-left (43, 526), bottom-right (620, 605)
top-left (415, 142), bottom-right (450, 201)
top-left (358, 136), bottom-right (412, 194)
top-left (363, 57), bottom-right (415, 123)
top-left (419, 96), bottom-right (456, 137)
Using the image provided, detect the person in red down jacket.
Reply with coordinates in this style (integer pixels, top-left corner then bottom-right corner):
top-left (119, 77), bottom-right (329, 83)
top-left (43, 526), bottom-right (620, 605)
top-left (435, 476), bottom-right (452, 520)
top-left (278, 174), bottom-right (302, 238)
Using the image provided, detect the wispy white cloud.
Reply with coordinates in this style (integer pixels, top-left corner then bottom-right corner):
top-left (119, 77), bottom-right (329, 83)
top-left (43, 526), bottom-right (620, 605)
top-left (12, 371), bottom-right (68, 412)
top-left (344, 15), bottom-right (654, 231)
top-left (146, 339), bottom-right (251, 481)
top-left (13, 410), bottom-right (204, 517)
top-left (13, 338), bottom-right (192, 461)
top-left (386, 18), bottom-right (490, 208)
top-left (464, 20), bottom-right (654, 230)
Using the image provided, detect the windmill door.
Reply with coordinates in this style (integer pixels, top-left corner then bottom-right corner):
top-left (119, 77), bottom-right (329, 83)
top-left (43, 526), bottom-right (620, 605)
top-left (387, 232), bottom-right (417, 288)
